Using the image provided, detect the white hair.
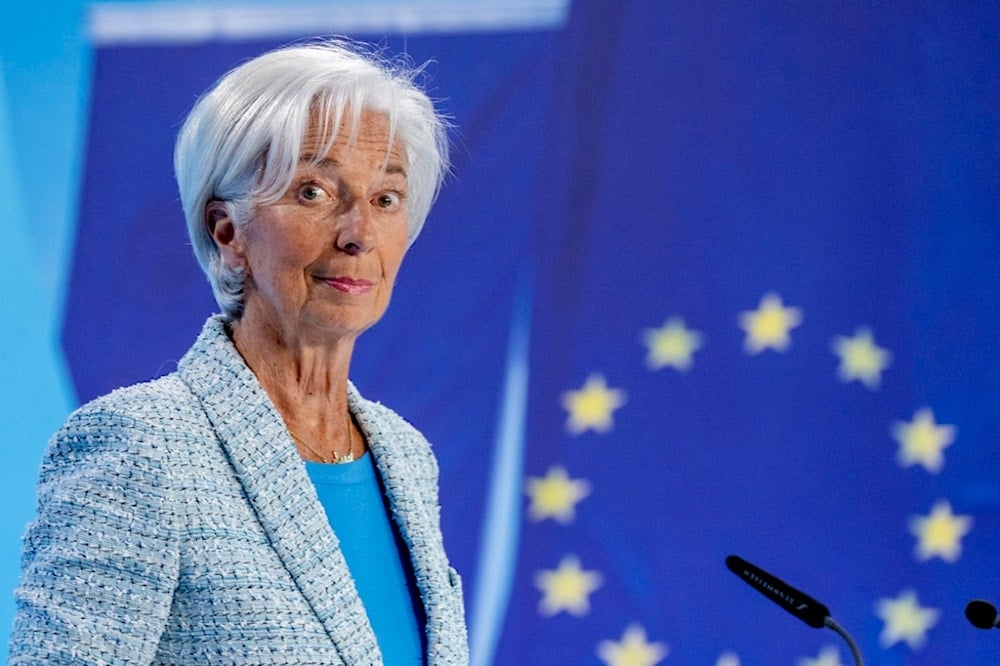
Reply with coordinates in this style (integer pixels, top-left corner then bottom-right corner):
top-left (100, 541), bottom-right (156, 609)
top-left (174, 39), bottom-right (450, 318)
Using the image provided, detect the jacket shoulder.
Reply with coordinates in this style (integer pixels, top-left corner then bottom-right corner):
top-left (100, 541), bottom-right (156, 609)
top-left (46, 374), bottom-right (208, 467)
top-left (67, 374), bottom-right (201, 429)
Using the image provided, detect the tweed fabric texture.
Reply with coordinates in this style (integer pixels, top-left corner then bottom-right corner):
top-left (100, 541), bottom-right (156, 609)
top-left (10, 315), bottom-right (469, 665)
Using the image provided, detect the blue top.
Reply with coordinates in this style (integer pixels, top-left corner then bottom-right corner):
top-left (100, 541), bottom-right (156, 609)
top-left (306, 452), bottom-right (427, 665)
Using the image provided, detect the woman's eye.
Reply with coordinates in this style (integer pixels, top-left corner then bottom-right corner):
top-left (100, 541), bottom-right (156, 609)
top-left (375, 192), bottom-right (402, 209)
top-left (298, 184), bottom-right (327, 202)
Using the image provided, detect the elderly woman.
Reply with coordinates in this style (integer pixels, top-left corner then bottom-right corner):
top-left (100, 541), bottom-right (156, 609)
top-left (10, 41), bottom-right (468, 664)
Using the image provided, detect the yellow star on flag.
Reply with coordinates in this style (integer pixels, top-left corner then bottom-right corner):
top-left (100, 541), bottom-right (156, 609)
top-left (875, 589), bottom-right (939, 650)
top-left (909, 499), bottom-right (973, 563)
top-left (535, 555), bottom-right (603, 617)
top-left (831, 327), bottom-right (892, 389)
top-left (642, 317), bottom-right (703, 371)
top-left (525, 466), bottom-right (591, 524)
top-left (797, 645), bottom-right (846, 666)
top-left (597, 624), bottom-right (669, 666)
top-left (561, 373), bottom-right (627, 435)
top-left (738, 293), bottom-right (803, 354)
top-left (892, 407), bottom-right (956, 473)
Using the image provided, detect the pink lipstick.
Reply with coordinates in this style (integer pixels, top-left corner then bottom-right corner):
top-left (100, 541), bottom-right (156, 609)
top-left (323, 277), bottom-right (373, 295)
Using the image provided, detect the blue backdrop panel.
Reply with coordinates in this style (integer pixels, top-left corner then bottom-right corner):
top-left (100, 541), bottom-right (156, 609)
top-left (62, 3), bottom-right (1000, 664)
top-left (63, 31), bottom-right (557, 621)
top-left (501, 2), bottom-right (1000, 665)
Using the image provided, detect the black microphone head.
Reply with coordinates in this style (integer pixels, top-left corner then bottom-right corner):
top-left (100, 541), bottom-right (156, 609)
top-left (966, 599), bottom-right (998, 629)
top-left (726, 554), bottom-right (830, 629)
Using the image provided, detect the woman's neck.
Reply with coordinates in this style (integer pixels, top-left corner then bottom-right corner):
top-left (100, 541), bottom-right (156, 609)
top-left (230, 312), bottom-right (362, 462)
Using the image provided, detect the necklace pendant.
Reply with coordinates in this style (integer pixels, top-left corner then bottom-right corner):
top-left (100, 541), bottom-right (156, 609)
top-left (332, 451), bottom-right (355, 464)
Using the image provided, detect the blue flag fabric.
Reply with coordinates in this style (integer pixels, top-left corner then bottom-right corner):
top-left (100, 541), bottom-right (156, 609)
top-left (499, 2), bottom-right (1000, 665)
top-left (62, 3), bottom-right (1000, 665)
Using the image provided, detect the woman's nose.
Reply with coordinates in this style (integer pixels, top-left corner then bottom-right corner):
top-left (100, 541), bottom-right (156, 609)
top-left (334, 202), bottom-right (374, 255)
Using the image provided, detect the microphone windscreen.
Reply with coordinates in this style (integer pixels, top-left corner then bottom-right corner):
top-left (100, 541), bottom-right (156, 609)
top-left (965, 599), bottom-right (998, 629)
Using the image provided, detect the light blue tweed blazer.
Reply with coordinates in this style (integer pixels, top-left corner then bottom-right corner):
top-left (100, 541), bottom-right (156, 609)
top-left (10, 315), bottom-right (469, 665)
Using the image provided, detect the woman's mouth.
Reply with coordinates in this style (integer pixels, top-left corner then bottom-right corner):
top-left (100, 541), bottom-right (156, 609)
top-left (321, 277), bottom-right (374, 295)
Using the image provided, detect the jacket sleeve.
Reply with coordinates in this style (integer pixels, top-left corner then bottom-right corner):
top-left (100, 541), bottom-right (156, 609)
top-left (8, 404), bottom-right (181, 665)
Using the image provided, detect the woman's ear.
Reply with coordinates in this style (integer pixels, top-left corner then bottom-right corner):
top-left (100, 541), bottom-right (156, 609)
top-left (205, 200), bottom-right (245, 267)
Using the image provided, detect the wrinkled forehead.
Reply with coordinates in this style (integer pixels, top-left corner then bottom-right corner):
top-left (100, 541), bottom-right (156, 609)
top-left (300, 107), bottom-right (407, 170)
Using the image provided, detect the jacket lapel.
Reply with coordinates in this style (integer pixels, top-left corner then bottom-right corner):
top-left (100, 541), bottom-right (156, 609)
top-left (176, 316), bottom-right (381, 665)
top-left (351, 386), bottom-right (464, 665)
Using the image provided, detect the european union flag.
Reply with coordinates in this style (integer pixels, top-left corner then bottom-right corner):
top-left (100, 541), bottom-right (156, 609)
top-left (494, 1), bottom-right (1000, 664)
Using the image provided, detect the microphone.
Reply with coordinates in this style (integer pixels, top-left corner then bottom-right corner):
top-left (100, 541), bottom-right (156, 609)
top-left (725, 555), bottom-right (864, 665)
top-left (966, 599), bottom-right (1000, 629)
top-left (725, 554), bottom-right (830, 628)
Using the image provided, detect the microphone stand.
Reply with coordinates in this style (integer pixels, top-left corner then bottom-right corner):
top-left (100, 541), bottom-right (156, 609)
top-left (825, 617), bottom-right (864, 666)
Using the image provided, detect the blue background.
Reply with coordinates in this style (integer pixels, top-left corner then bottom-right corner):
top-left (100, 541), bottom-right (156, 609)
top-left (2, 1), bottom-right (999, 664)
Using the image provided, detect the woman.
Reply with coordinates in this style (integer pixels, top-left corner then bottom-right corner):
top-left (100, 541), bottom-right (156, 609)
top-left (10, 40), bottom-right (468, 665)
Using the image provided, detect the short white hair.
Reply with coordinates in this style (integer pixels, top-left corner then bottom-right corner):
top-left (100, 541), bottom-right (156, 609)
top-left (174, 39), bottom-right (450, 318)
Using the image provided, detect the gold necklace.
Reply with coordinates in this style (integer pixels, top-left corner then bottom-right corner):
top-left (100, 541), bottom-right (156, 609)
top-left (287, 414), bottom-right (356, 464)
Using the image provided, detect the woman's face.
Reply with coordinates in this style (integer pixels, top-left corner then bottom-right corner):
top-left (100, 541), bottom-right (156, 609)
top-left (218, 111), bottom-right (411, 343)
